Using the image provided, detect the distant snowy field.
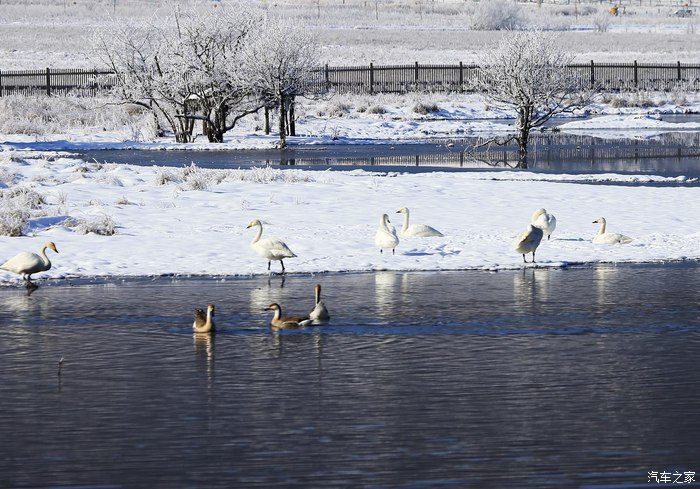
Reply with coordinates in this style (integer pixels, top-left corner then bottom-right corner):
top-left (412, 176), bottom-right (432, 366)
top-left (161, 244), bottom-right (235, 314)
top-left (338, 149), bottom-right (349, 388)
top-left (1, 0), bottom-right (699, 69)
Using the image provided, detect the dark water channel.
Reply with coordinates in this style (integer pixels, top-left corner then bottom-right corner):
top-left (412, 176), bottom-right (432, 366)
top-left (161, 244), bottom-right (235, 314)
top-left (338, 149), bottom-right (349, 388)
top-left (68, 131), bottom-right (700, 177)
top-left (1, 265), bottom-right (700, 488)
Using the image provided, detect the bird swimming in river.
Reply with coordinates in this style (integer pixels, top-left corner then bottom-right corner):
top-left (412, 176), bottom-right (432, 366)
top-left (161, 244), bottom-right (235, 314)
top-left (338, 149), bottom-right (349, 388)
top-left (531, 208), bottom-right (557, 240)
top-left (193, 303), bottom-right (216, 333)
top-left (395, 207), bottom-right (444, 237)
top-left (246, 219), bottom-right (297, 273)
top-left (592, 217), bottom-right (633, 245)
top-left (309, 284), bottom-right (330, 323)
top-left (514, 224), bottom-right (544, 264)
top-left (265, 302), bottom-right (312, 330)
top-left (0, 241), bottom-right (59, 288)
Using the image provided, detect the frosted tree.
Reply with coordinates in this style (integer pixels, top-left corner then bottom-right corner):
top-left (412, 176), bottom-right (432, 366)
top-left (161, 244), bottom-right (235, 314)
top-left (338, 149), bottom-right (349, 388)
top-left (93, 5), bottom-right (267, 143)
top-left (169, 5), bottom-right (265, 143)
top-left (93, 19), bottom-right (197, 143)
top-left (240, 17), bottom-right (320, 148)
top-left (475, 30), bottom-right (596, 168)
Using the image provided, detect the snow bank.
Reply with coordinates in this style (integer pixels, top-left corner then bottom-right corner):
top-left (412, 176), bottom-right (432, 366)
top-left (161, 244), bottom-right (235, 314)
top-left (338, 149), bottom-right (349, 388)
top-left (1, 153), bottom-right (699, 284)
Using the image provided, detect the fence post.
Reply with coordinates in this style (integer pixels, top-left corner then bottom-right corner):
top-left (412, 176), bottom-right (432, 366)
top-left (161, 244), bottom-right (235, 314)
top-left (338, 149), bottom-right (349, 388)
top-left (677, 61), bottom-right (682, 81)
top-left (633, 60), bottom-right (638, 87)
top-left (0, 70), bottom-right (3, 97)
top-left (46, 67), bottom-right (51, 96)
top-left (325, 64), bottom-right (330, 91)
top-left (459, 61), bottom-right (463, 93)
top-left (415, 61), bottom-right (419, 86)
top-left (369, 62), bottom-right (374, 95)
top-left (590, 60), bottom-right (595, 88)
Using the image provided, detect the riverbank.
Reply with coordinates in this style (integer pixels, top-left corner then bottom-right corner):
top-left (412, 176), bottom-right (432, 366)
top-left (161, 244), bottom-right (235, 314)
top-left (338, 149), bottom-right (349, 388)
top-left (1, 151), bottom-right (700, 285)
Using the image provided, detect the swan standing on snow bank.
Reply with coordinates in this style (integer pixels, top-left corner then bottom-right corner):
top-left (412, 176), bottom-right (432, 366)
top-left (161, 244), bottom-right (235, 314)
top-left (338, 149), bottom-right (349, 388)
top-left (592, 217), bottom-right (633, 244)
top-left (395, 207), bottom-right (444, 237)
top-left (309, 284), bottom-right (330, 323)
top-left (514, 224), bottom-right (544, 263)
top-left (375, 213), bottom-right (399, 254)
top-left (246, 219), bottom-right (297, 273)
top-left (265, 303), bottom-right (312, 329)
top-left (193, 304), bottom-right (216, 333)
top-left (0, 241), bottom-right (59, 288)
top-left (531, 208), bottom-right (557, 240)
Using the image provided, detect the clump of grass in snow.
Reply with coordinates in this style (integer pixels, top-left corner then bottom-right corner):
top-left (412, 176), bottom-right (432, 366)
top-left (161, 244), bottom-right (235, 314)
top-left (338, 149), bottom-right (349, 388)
top-left (319, 101), bottom-right (352, 118)
top-left (74, 214), bottom-right (117, 236)
top-left (0, 187), bottom-right (46, 236)
top-left (153, 166), bottom-right (178, 186)
top-left (0, 95), bottom-right (151, 136)
top-left (367, 104), bottom-right (387, 115)
top-left (178, 163), bottom-right (226, 191)
top-left (0, 207), bottom-right (30, 236)
top-left (230, 166), bottom-right (315, 184)
top-left (413, 101), bottom-right (440, 115)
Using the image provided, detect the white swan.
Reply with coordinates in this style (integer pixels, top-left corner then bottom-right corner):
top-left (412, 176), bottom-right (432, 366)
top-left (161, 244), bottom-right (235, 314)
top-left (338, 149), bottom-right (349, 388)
top-left (309, 283), bottom-right (330, 323)
top-left (246, 219), bottom-right (297, 273)
top-left (514, 224), bottom-right (544, 263)
top-left (396, 207), bottom-right (444, 237)
top-left (0, 241), bottom-right (59, 287)
top-left (531, 208), bottom-right (557, 240)
top-left (592, 217), bottom-right (633, 245)
top-left (265, 302), bottom-right (312, 329)
top-left (375, 213), bottom-right (399, 254)
top-left (193, 303), bottom-right (216, 333)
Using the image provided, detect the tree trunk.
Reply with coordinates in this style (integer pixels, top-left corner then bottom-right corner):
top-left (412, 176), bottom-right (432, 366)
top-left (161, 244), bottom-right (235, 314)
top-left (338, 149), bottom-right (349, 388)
top-left (289, 98), bottom-right (296, 136)
top-left (264, 107), bottom-right (270, 135)
top-left (517, 128), bottom-right (530, 169)
top-left (278, 97), bottom-right (287, 148)
top-left (206, 106), bottom-right (227, 143)
top-left (516, 107), bottom-right (532, 169)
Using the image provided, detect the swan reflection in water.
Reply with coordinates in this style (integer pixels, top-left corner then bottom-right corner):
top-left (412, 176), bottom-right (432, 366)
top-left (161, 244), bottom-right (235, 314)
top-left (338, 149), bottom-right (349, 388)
top-left (512, 267), bottom-right (551, 312)
top-left (193, 332), bottom-right (215, 384)
top-left (594, 266), bottom-right (621, 312)
top-left (374, 271), bottom-right (399, 319)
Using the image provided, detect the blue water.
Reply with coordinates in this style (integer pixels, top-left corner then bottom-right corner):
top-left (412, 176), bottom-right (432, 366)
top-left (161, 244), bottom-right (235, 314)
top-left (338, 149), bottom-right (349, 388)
top-left (1, 265), bottom-right (699, 488)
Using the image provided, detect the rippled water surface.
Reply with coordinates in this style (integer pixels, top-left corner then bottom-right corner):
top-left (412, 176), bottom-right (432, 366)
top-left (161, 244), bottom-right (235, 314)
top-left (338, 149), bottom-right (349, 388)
top-left (1, 266), bottom-right (700, 488)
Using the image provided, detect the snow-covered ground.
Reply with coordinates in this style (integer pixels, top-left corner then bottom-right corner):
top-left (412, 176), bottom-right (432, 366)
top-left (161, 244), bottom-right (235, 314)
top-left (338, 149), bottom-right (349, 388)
top-left (1, 143), bottom-right (700, 285)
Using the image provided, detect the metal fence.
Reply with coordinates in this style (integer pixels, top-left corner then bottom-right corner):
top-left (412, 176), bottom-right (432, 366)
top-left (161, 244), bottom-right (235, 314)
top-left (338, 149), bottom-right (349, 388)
top-left (2, 62), bottom-right (700, 97)
top-left (0, 68), bottom-right (117, 96)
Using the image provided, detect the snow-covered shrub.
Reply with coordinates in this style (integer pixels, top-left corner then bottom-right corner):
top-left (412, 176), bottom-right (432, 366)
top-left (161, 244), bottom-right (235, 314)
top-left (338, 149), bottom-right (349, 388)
top-left (2, 187), bottom-right (46, 210)
top-left (368, 104), bottom-right (387, 115)
top-left (0, 208), bottom-right (30, 236)
top-left (325, 101), bottom-right (352, 118)
top-left (177, 163), bottom-right (216, 191)
top-left (469, 0), bottom-right (526, 31)
top-left (75, 214), bottom-right (117, 236)
top-left (230, 166), bottom-right (315, 184)
top-left (153, 167), bottom-right (178, 186)
top-left (0, 166), bottom-right (17, 187)
top-left (413, 101), bottom-right (440, 115)
top-left (0, 187), bottom-right (45, 236)
top-left (592, 11), bottom-right (611, 32)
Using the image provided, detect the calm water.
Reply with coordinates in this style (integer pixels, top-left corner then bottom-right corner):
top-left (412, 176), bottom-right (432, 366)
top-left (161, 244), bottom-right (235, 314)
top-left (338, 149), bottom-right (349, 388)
top-left (66, 131), bottom-right (700, 178)
top-left (1, 265), bottom-right (700, 489)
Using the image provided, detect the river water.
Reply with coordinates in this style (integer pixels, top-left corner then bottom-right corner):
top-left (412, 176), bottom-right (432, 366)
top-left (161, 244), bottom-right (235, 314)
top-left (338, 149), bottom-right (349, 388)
top-left (1, 265), bottom-right (699, 488)
top-left (67, 131), bottom-right (700, 177)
